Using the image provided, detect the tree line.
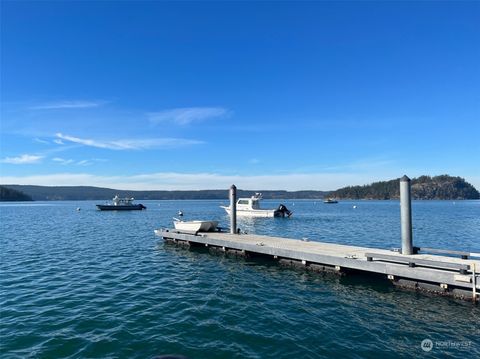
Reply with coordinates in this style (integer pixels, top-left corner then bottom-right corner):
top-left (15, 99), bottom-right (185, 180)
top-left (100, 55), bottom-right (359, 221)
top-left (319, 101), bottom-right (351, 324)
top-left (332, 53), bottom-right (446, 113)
top-left (330, 175), bottom-right (479, 200)
top-left (2, 175), bottom-right (478, 201)
top-left (0, 186), bottom-right (33, 201)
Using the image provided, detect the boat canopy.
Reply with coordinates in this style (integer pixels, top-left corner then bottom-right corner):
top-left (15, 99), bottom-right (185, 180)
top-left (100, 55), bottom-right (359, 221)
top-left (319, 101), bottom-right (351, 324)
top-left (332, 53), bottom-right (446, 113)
top-left (112, 195), bottom-right (135, 206)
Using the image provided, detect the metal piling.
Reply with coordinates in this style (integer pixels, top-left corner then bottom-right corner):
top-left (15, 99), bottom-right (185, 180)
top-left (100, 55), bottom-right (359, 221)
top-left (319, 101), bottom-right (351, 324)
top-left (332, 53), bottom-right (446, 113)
top-left (230, 184), bottom-right (237, 234)
top-left (400, 175), bottom-right (413, 255)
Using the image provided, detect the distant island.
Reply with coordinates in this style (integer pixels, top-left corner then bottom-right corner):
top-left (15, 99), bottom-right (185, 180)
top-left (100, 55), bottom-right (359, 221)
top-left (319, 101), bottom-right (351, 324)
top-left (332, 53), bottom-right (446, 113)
top-left (0, 186), bottom-right (33, 201)
top-left (331, 175), bottom-right (479, 200)
top-left (0, 185), bottom-right (329, 201)
top-left (1, 175), bottom-right (478, 201)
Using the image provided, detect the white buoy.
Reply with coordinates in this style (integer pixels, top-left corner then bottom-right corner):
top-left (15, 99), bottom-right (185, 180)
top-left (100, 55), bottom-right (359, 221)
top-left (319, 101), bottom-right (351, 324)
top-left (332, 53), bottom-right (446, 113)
top-left (178, 211), bottom-right (183, 216)
top-left (353, 205), bottom-right (357, 209)
top-left (76, 207), bottom-right (81, 211)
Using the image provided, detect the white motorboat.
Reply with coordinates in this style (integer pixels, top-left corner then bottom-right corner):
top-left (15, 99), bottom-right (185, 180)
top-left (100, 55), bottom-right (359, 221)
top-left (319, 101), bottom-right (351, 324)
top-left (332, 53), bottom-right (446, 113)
top-left (220, 193), bottom-right (292, 218)
top-left (173, 218), bottom-right (219, 232)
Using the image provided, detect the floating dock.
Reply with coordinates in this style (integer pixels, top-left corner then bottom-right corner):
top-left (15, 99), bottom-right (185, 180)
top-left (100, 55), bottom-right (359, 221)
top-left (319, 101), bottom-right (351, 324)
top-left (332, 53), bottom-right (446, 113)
top-left (155, 179), bottom-right (479, 302)
top-left (155, 229), bottom-right (480, 302)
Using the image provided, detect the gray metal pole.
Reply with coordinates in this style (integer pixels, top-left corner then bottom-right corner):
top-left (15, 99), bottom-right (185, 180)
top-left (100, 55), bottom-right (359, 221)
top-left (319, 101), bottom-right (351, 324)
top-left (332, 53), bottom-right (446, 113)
top-left (229, 184), bottom-right (237, 234)
top-left (400, 175), bottom-right (413, 255)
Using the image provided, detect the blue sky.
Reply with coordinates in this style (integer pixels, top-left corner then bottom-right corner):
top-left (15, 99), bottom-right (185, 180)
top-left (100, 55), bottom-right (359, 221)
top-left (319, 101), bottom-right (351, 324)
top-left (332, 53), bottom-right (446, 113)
top-left (1, 1), bottom-right (479, 190)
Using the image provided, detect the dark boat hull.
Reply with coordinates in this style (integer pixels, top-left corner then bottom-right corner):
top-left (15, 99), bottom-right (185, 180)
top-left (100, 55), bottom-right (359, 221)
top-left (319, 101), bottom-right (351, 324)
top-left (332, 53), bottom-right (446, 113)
top-left (96, 204), bottom-right (146, 211)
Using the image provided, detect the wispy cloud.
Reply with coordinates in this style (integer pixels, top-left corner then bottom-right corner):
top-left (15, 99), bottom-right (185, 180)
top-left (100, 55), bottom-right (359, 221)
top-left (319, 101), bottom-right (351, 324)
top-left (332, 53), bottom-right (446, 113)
top-left (30, 100), bottom-right (106, 110)
top-left (148, 107), bottom-right (229, 125)
top-left (34, 138), bottom-right (50, 144)
top-left (52, 157), bottom-right (107, 166)
top-left (0, 171), bottom-right (387, 191)
top-left (249, 158), bottom-right (261, 164)
top-left (77, 160), bottom-right (95, 166)
top-left (1, 154), bottom-right (44, 164)
top-left (52, 157), bottom-right (74, 165)
top-left (56, 133), bottom-right (204, 150)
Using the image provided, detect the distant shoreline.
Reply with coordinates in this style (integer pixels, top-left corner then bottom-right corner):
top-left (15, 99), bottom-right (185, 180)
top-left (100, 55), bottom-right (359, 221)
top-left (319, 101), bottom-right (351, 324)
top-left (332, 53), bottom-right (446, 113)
top-left (2, 175), bottom-right (479, 201)
top-left (0, 185), bottom-right (331, 201)
top-left (2, 197), bottom-right (479, 203)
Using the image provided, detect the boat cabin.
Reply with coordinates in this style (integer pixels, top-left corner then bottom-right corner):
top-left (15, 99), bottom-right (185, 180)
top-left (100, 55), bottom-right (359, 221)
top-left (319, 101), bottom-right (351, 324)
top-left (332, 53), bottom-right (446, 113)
top-left (221, 192), bottom-right (291, 217)
top-left (112, 195), bottom-right (135, 206)
top-left (237, 193), bottom-right (263, 210)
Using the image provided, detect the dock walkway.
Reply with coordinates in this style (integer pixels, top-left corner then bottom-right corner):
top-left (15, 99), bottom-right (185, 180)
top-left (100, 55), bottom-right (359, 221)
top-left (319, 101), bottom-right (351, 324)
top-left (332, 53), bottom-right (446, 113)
top-left (155, 229), bottom-right (480, 301)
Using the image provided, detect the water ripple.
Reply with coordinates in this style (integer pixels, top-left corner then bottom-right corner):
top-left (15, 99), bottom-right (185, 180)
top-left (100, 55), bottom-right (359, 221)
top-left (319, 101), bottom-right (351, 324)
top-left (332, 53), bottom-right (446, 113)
top-left (1, 200), bottom-right (479, 358)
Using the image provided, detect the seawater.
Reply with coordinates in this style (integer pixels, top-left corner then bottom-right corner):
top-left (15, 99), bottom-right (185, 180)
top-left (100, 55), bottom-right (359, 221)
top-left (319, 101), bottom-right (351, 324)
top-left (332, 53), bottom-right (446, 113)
top-left (1, 200), bottom-right (479, 358)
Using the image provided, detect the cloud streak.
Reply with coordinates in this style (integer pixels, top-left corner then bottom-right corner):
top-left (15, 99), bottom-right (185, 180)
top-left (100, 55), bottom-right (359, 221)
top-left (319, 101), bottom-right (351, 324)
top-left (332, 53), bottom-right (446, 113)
top-left (30, 100), bottom-right (106, 110)
top-left (148, 107), bottom-right (228, 125)
top-left (0, 171), bottom-right (389, 191)
top-left (34, 138), bottom-right (50, 144)
top-left (52, 157), bottom-right (74, 165)
top-left (1, 154), bottom-right (44, 164)
top-left (52, 157), bottom-right (107, 166)
top-left (56, 133), bottom-right (204, 150)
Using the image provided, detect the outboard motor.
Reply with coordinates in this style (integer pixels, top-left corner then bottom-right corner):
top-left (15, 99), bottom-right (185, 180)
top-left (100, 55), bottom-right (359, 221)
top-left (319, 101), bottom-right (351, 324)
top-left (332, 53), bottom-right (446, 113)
top-left (275, 204), bottom-right (292, 217)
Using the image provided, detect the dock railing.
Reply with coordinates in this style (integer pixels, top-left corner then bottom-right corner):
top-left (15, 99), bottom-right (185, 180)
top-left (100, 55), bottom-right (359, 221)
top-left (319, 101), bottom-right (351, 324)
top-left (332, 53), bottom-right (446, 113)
top-left (365, 252), bottom-right (471, 274)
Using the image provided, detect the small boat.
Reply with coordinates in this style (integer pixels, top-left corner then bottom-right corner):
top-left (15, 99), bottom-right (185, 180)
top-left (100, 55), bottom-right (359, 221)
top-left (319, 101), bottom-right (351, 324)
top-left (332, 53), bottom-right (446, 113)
top-left (221, 193), bottom-right (292, 218)
top-left (96, 195), bottom-right (146, 210)
top-left (173, 218), bottom-right (218, 232)
top-left (323, 198), bottom-right (338, 204)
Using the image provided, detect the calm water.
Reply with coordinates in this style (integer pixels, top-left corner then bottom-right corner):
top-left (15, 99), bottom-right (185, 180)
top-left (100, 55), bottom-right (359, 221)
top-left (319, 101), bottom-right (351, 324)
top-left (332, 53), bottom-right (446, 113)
top-left (1, 200), bottom-right (479, 358)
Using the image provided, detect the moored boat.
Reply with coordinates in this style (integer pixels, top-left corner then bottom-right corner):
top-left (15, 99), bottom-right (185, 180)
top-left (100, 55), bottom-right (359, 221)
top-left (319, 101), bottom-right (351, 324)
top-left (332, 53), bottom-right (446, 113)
top-left (96, 195), bottom-right (146, 210)
top-left (173, 218), bottom-right (218, 232)
top-left (323, 198), bottom-right (338, 204)
top-left (221, 193), bottom-right (292, 218)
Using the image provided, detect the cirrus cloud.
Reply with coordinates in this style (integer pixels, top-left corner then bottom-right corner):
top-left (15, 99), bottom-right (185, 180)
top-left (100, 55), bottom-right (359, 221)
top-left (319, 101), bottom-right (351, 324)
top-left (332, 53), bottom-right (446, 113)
top-left (30, 100), bottom-right (107, 110)
top-left (1, 154), bottom-right (44, 164)
top-left (148, 107), bottom-right (229, 125)
top-left (55, 133), bottom-right (204, 150)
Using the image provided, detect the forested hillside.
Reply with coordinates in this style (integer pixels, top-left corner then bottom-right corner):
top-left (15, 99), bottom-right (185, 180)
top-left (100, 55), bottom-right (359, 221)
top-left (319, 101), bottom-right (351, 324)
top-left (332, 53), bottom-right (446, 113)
top-left (3, 175), bottom-right (478, 201)
top-left (331, 175), bottom-right (479, 200)
top-left (0, 186), bottom-right (33, 201)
